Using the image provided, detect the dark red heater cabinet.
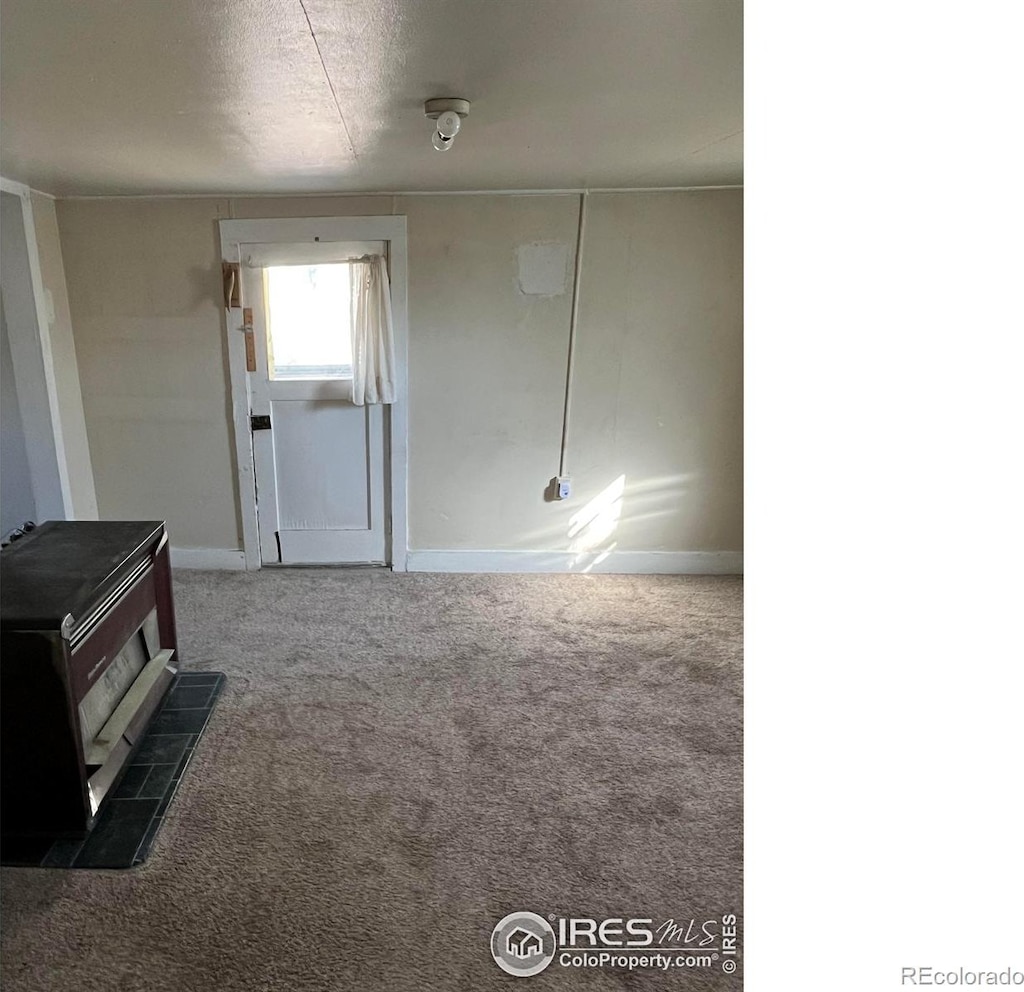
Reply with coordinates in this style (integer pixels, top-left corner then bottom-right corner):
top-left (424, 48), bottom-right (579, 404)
top-left (1, 521), bottom-right (179, 838)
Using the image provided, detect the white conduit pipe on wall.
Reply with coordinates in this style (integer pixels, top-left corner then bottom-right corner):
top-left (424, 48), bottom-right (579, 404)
top-left (558, 190), bottom-right (588, 479)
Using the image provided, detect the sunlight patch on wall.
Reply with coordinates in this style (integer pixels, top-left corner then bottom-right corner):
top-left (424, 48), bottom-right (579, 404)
top-left (568, 473), bottom-right (625, 570)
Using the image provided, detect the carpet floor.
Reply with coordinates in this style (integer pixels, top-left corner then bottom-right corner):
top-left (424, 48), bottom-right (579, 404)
top-left (1, 569), bottom-right (742, 991)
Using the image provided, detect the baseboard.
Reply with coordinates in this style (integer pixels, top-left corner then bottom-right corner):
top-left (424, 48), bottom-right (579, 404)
top-left (405, 550), bottom-right (743, 575)
top-left (169, 547), bottom-right (247, 570)
top-left (167, 547), bottom-right (742, 574)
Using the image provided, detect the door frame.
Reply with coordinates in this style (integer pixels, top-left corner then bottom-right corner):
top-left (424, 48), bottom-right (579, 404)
top-left (218, 215), bottom-right (409, 571)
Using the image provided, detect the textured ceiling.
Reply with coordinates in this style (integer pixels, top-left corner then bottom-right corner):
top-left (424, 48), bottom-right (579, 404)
top-left (0, 0), bottom-right (742, 196)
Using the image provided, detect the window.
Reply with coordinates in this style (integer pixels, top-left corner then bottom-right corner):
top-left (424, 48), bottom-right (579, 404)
top-left (265, 263), bottom-right (352, 380)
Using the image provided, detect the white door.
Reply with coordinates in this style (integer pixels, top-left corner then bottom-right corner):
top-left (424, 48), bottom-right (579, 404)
top-left (242, 242), bottom-right (387, 565)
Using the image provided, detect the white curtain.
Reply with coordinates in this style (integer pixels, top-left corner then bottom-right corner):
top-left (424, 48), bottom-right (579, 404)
top-left (349, 254), bottom-right (396, 405)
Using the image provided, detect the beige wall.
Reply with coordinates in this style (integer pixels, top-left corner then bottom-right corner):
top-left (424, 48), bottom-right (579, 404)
top-left (57, 197), bottom-right (239, 547)
top-left (30, 193), bottom-right (99, 519)
top-left (56, 190), bottom-right (742, 556)
top-left (571, 192), bottom-right (743, 551)
top-left (399, 194), bottom-right (579, 549)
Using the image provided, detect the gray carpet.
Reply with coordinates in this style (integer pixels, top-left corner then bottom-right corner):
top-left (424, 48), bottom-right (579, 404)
top-left (1, 570), bottom-right (742, 990)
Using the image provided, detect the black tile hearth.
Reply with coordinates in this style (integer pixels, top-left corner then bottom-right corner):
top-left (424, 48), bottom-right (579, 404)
top-left (147, 704), bottom-right (215, 736)
top-left (1, 671), bottom-right (224, 870)
top-left (72, 798), bottom-right (163, 869)
top-left (115, 764), bottom-right (154, 799)
top-left (164, 683), bottom-right (216, 710)
top-left (132, 732), bottom-right (192, 766)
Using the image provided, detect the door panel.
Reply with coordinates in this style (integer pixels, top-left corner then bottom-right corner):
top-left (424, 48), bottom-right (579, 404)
top-left (278, 527), bottom-right (383, 564)
top-left (241, 248), bottom-right (387, 565)
top-left (271, 400), bottom-right (371, 531)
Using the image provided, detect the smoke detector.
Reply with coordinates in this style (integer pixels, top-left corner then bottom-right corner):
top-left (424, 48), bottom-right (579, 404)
top-left (424, 98), bottom-right (471, 152)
